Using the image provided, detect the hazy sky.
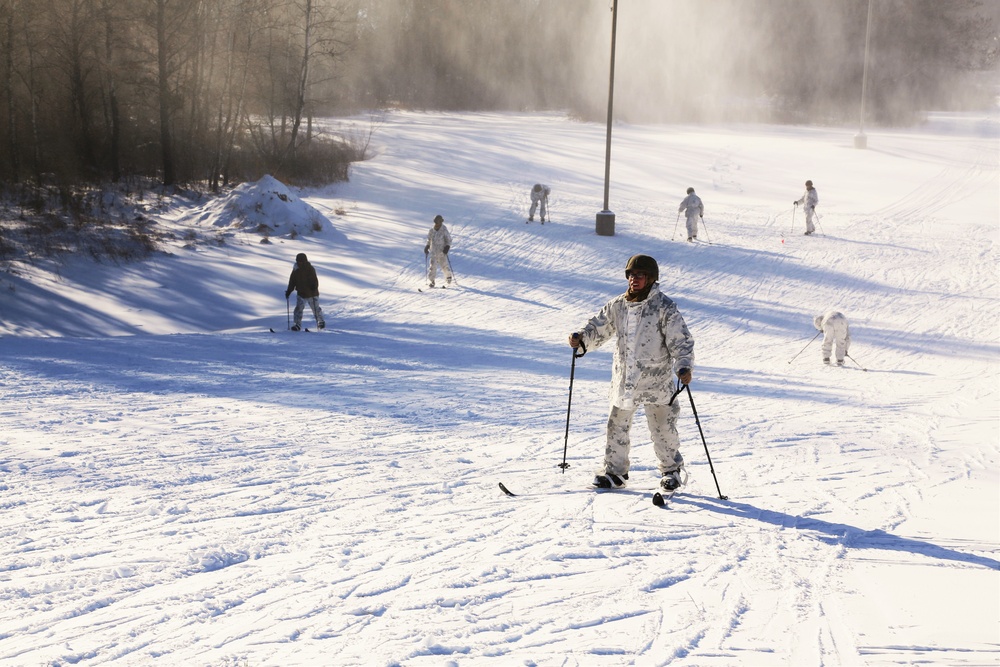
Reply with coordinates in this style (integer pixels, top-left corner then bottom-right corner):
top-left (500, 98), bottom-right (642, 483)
top-left (341, 0), bottom-right (998, 123)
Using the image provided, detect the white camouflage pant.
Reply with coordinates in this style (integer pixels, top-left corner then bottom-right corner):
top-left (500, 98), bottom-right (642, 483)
top-left (529, 195), bottom-right (547, 220)
top-left (427, 251), bottom-right (453, 284)
top-left (821, 328), bottom-right (849, 362)
top-left (294, 295), bottom-right (325, 328)
top-left (603, 402), bottom-right (684, 476)
top-left (804, 206), bottom-right (816, 233)
top-left (685, 214), bottom-right (700, 238)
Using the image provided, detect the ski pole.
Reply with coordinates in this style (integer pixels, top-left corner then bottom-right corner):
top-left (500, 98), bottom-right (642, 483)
top-left (560, 336), bottom-right (587, 472)
top-left (788, 330), bottom-right (822, 364)
top-left (672, 211), bottom-right (680, 241)
top-left (814, 210), bottom-right (824, 235)
top-left (846, 353), bottom-right (868, 372)
top-left (544, 194), bottom-right (550, 223)
top-left (444, 251), bottom-right (458, 287)
top-left (700, 216), bottom-right (712, 244)
top-left (286, 296), bottom-right (290, 330)
top-left (791, 204), bottom-right (798, 235)
top-left (684, 383), bottom-right (728, 500)
top-left (424, 249), bottom-right (430, 287)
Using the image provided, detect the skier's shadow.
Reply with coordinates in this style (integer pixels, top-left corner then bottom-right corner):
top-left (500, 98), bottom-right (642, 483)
top-left (672, 495), bottom-right (1000, 571)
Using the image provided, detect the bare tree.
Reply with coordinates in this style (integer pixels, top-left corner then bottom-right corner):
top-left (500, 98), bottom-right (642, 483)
top-left (15, 0), bottom-right (45, 182)
top-left (131, 0), bottom-right (201, 185)
top-left (97, 0), bottom-right (123, 182)
top-left (1, 0), bottom-right (19, 181)
top-left (45, 0), bottom-right (103, 175)
top-left (3, 0), bottom-right (991, 195)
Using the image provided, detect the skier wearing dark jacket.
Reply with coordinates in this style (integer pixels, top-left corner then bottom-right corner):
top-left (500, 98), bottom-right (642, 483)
top-left (285, 253), bottom-right (325, 331)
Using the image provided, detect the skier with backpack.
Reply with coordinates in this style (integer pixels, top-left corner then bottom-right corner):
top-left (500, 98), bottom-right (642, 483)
top-left (814, 310), bottom-right (850, 365)
top-left (678, 187), bottom-right (704, 241)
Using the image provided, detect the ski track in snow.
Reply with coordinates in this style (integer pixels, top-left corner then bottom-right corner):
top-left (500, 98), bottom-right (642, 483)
top-left (1, 111), bottom-right (998, 666)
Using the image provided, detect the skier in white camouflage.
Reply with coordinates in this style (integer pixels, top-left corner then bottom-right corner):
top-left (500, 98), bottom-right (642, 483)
top-left (423, 214), bottom-right (453, 288)
top-left (814, 310), bottom-right (850, 365)
top-left (528, 183), bottom-right (550, 223)
top-left (678, 187), bottom-right (704, 241)
top-left (568, 254), bottom-right (695, 492)
top-left (794, 180), bottom-right (819, 235)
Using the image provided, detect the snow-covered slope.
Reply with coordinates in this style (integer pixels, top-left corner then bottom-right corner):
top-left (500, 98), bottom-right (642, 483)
top-left (0, 110), bottom-right (997, 666)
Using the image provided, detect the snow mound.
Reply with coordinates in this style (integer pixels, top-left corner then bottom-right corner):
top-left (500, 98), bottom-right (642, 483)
top-left (185, 175), bottom-right (334, 237)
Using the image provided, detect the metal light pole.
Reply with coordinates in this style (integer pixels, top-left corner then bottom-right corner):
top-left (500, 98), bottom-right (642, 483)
top-left (854, 0), bottom-right (873, 149)
top-left (595, 0), bottom-right (618, 236)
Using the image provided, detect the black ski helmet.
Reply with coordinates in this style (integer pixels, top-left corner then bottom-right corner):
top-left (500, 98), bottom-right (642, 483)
top-left (686, 187), bottom-right (695, 194)
top-left (296, 252), bottom-right (308, 264)
top-left (433, 214), bottom-right (444, 224)
top-left (805, 180), bottom-right (813, 187)
top-left (624, 254), bottom-right (659, 282)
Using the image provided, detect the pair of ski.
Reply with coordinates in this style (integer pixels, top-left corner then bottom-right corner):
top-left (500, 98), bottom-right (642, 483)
top-left (269, 327), bottom-right (326, 333)
top-left (498, 481), bottom-right (676, 507)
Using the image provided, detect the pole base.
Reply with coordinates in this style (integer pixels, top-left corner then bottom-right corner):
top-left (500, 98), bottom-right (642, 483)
top-left (854, 133), bottom-right (868, 149)
top-left (596, 210), bottom-right (616, 236)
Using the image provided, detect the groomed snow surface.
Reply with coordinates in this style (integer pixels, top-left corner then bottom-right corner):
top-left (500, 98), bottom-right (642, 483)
top-left (1, 111), bottom-right (998, 666)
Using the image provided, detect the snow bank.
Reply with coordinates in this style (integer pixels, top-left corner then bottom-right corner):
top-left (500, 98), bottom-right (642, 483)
top-left (183, 174), bottom-right (336, 239)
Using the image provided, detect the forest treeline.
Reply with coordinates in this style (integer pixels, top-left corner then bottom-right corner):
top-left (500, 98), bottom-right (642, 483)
top-left (1, 0), bottom-right (996, 190)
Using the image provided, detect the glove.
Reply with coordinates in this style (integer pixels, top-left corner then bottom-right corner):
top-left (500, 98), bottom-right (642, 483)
top-left (793, 201), bottom-right (798, 205)
top-left (443, 245), bottom-right (450, 254)
top-left (677, 368), bottom-right (692, 385)
top-left (285, 290), bottom-right (292, 299)
top-left (424, 245), bottom-right (429, 255)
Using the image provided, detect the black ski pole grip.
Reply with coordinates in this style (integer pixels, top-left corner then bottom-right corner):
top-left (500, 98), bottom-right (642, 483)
top-left (667, 380), bottom-right (684, 406)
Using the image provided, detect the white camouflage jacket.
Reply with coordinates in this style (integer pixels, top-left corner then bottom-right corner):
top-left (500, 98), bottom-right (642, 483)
top-left (678, 193), bottom-right (704, 220)
top-left (577, 284), bottom-right (695, 408)
top-left (796, 188), bottom-right (819, 210)
top-left (531, 185), bottom-right (550, 203)
top-left (426, 224), bottom-right (452, 251)
top-left (814, 310), bottom-right (850, 343)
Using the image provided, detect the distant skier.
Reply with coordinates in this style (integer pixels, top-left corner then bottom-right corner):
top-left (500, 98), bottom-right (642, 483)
top-left (528, 183), bottom-right (550, 223)
top-left (568, 254), bottom-right (695, 492)
top-left (678, 187), bottom-right (704, 241)
top-left (794, 180), bottom-right (819, 235)
top-left (423, 214), bottom-right (453, 288)
top-left (284, 252), bottom-right (325, 331)
top-left (814, 310), bottom-right (850, 365)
